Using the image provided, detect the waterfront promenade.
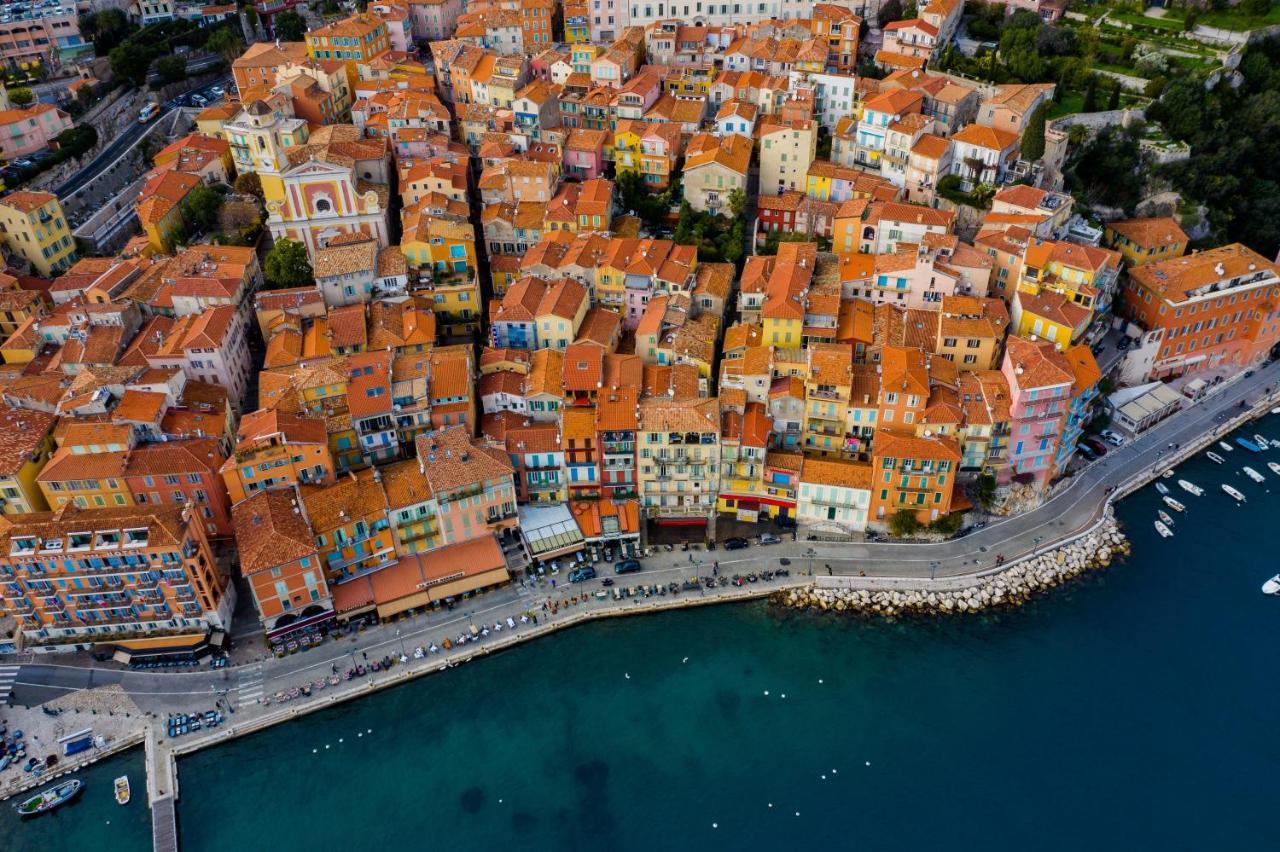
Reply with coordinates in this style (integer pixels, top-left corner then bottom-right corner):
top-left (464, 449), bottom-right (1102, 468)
top-left (2, 360), bottom-right (1279, 838)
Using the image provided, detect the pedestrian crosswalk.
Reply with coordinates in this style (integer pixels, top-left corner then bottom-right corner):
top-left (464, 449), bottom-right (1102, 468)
top-left (235, 664), bottom-right (264, 708)
top-left (0, 664), bottom-right (19, 707)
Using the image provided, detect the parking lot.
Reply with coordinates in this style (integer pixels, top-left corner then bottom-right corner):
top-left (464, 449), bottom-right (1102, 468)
top-left (168, 75), bottom-right (234, 111)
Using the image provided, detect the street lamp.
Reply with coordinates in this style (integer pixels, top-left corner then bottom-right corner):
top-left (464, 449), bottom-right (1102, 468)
top-left (396, 628), bottom-right (406, 658)
top-left (930, 560), bottom-right (938, 581)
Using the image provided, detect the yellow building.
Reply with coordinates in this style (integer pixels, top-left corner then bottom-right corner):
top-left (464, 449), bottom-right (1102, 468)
top-left (0, 409), bottom-right (55, 515)
top-left (0, 191), bottom-right (76, 276)
top-left (758, 119), bottom-right (817, 198)
top-left (221, 91), bottom-right (311, 208)
top-left (1012, 239), bottom-right (1120, 350)
top-left (36, 448), bottom-right (132, 510)
top-left (219, 410), bottom-right (336, 504)
top-left (401, 209), bottom-right (480, 336)
top-left (306, 13), bottom-right (391, 91)
top-left (802, 344), bottom-right (854, 458)
top-left (717, 403), bottom-right (772, 518)
top-left (136, 170), bottom-right (202, 253)
top-left (1104, 217), bottom-right (1189, 267)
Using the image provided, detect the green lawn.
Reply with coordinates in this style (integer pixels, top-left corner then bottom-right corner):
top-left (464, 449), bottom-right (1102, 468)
top-left (1046, 92), bottom-right (1085, 120)
top-left (1197, 5), bottom-right (1280, 30)
top-left (1107, 10), bottom-right (1187, 32)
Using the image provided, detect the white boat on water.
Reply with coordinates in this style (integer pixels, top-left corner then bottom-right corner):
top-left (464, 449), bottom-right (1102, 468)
top-left (1222, 484), bottom-right (1246, 502)
top-left (1263, 574), bottom-right (1280, 595)
top-left (1158, 510), bottom-right (1175, 526)
top-left (1154, 521), bottom-right (1173, 538)
top-left (1272, 407), bottom-right (1280, 416)
top-left (1155, 482), bottom-right (1169, 495)
top-left (1178, 479), bottom-right (1204, 496)
top-left (1219, 441), bottom-right (1234, 452)
top-left (1255, 435), bottom-right (1270, 450)
top-left (1162, 495), bottom-right (1186, 512)
top-left (1243, 466), bottom-right (1265, 483)
top-left (1269, 462), bottom-right (1280, 477)
top-left (1207, 451), bottom-right (1225, 464)
top-left (1162, 469), bottom-right (1174, 479)
top-left (1271, 439), bottom-right (1280, 450)
top-left (114, 776), bottom-right (130, 806)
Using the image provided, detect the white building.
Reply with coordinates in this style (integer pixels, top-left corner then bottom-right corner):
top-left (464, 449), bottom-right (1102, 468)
top-left (796, 457), bottom-right (872, 538)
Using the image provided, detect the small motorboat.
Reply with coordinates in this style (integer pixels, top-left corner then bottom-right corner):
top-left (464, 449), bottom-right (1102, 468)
top-left (1271, 440), bottom-right (1280, 450)
top-left (1162, 469), bottom-right (1174, 479)
top-left (1218, 441), bottom-right (1234, 452)
top-left (1254, 434), bottom-right (1270, 450)
top-left (1242, 466), bottom-right (1265, 483)
top-left (1272, 407), bottom-right (1280, 416)
top-left (1222, 483), bottom-right (1247, 502)
top-left (1178, 479), bottom-right (1204, 496)
top-left (1207, 451), bottom-right (1225, 464)
top-left (1154, 521), bottom-right (1173, 538)
top-left (114, 775), bottom-right (130, 806)
top-left (1269, 462), bottom-right (1280, 477)
top-left (1162, 495), bottom-right (1186, 512)
top-left (1155, 482), bottom-right (1169, 495)
top-left (1158, 510), bottom-right (1175, 526)
top-left (1236, 436), bottom-right (1264, 452)
top-left (1263, 574), bottom-right (1280, 595)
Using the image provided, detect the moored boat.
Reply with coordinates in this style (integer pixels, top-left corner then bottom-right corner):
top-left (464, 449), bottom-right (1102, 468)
top-left (1154, 521), bottom-right (1173, 538)
top-left (1162, 469), bottom-right (1174, 479)
top-left (1219, 441), bottom-right (1234, 452)
top-left (1236, 436), bottom-right (1264, 452)
top-left (1207, 451), bottom-right (1225, 464)
top-left (1162, 495), bottom-right (1186, 512)
top-left (1269, 462), bottom-right (1280, 477)
top-left (1155, 481), bottom-right (1169, 495)
top-left (1158, 510), bottom-right (1175, 526)
top-left (1242, 466), bottom-right (1265, 483)
top-left (114, 775), bottom-right (130, 805)
top-left (14, 779), bottom-right (82, 817)
top-left (1254, 434), bottom-right (1270, 450)
top-left (1178, 479), bottom-right (1204, 496)
top-left (1263, 574), bottom-right (1280, 595)
top-left (1222, 484), bottom-right (1246, 502)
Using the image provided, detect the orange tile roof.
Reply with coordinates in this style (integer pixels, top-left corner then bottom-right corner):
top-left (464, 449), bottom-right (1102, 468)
top-left (233, 489), bottom-right (317, 576)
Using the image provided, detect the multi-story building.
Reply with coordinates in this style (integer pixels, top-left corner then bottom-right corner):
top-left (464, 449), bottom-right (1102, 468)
top-left (869, 430), bottom-right (961, 526)
top-left (222, 92), bottom-right (312, 207)
top-left (1104, 217), bottom-right (1189, 268)
top-left (0, 503), bottom-right (232, 652)
top-left (1123, 243), bottom-right (1280, 381)
top-left (1055, 344), bottom-right (1102, 476)
top-left (233, 488), bottom-right (333, 639)
top-left (301, 466), bottom-right (397, 583)
top-left (0, 6), bottom-right (90, 67)
top-left (123, 438), bottom-right (234, 540)
top-left (414, 426), bottom-right (519, 545)
top-left (1000, 335), bottom-right (1073, 489)
top-left (716, 402), bottom-right (772, 521)
top-left (305, 13), bottom-right (391, 89)
top-left (802, 343), bottom-right (854, 458)
top-left (759, 119), bottom-right (817, 197)
top-left (797, 456), bottom-right (872, 537)
top-left (637, 397), bottom-right (720, 533)
top-left (0, 408), bottom-right (55, 515)
top-left (597, 386), bottom-right (638, 498)
top-left (220, 410), bottom-right (336, 504)
top-left (0, 191), bottom-right (76, 277)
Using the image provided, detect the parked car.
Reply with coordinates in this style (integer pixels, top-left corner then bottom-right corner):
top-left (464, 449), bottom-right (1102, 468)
top-left (1082, 437), bottom-right (1108, 456)
top-left (189, 94), bottom-right (208, 108)
top-left (1077, 444), bottom-right (1097, 461)
top-left (614, 559), bottom-right (642, 574)
top-left (210, 85), bottom-right (225, 97)
top-left (568, 566), bottom-right (596, 583)
top-left (601, 578), bottom-right (614, 587)
top-left (723, 537), bottom-right (749, 550)
top-left (759, 532), bottom-right (781, 545)
top-left (1100, 429), bottom-right (1126, 447)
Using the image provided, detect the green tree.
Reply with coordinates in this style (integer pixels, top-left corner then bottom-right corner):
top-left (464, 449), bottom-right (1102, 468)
top-left (155, 55), bottom-right (188, 85)
top-left (273, 10), bottom-right (307, 41)
top-left (81, 9), bottom-right (134, 56)
top-left (1183, 8), bottom-right (1200, 31)
top-left (264, 238), bottom-right (314, 289)
top-left (111, 42), bottom-right (159, 87)
top-left (1107, 84), bottom-right (1121, 112)
top-left (1081, 77), bottom-right (1098, 113)
top-left (245, 5), bottom-right (259, 31)
top-left (7, 87), bottom-right (34, 108)
top-left (234, 172), bottom-right (265, 202)
top-left (727, 188), bottom-right (747, 221)
top-left (889, 509), bottom-right (922, 538)
top-left (181, 184), bottom-right (225, 236)
top-left (1241, 0), bottom-right (1272, 16)
top-left (205, 27), bottom-right (245, 64)
top-left (1021, 102), bottom-right (1048, 161)
top-left (973, 474), bottom-right (998, 510)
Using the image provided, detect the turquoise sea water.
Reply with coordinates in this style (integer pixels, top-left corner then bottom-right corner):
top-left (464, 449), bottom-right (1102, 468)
top-left (9, 439), bottom-right (1280, 851)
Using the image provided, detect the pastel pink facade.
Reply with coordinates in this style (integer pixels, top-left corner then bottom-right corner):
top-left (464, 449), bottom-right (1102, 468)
top-left (408, 0), bottom-right (462, 41)
top-left (0, 104), bottom-right (73, 159)
top-left (1000, 338), bottom-right (1073, 489)
top-left (564, 144), bottom-right (604, 180)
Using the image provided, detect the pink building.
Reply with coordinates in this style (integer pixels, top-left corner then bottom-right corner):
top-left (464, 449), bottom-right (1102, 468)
top-left (408, 0), bottom-right (463, 42)
top-left (0, 104), bottom-right (73, 160)
top-left (0, 9), bottom-right (88, 68)
top-left (144, 306), bottom-right (254, 413)
top-left (1001, 335), bottom-right (1073, 489)
top-left (371, 3), bottom-right (413, 53)
top-left (564, 127), bottom-right (607, 180)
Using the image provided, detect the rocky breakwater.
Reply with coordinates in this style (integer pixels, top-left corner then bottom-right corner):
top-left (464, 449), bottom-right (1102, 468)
top-left (776, 519), bottom-right (1130, 617)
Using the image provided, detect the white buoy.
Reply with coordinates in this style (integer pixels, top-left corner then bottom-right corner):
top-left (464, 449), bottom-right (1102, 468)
top-left (768, 803), bottom-right (773, 808)
top-left (338, 738), bottom-right (343, 743)
top-left (818, 679), bottom-right (823, 684)
top-left (832, 769), bottom-right (837, 774)
top-left (682, 657), bottom-right (689, 663)
top-left (821, 775), bottom-right (826, 780)
top-left (712, 823), bottom-right (718, 828)
top-left (499, 799), bottom-right (503, 804)
top-left (795, 811), bottom-right (801, 817)
top-left (313, 749), bottom-right (317, 753)
top-left (763, 690), bottom-right (769, 696)
top-left (366, 729), bottom-right (372, 733)
top-left (865, 761), bottom-right (870, 766)
top-left (325, 744), bottom-right (330, 749)
top-left (624, 673), bottom-right (630, 679)
top-left (781, 693), bottom-right (786, 698)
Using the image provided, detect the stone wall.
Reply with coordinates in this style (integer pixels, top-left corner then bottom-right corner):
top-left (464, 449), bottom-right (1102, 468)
top-left (775, 517), bottom-right (1129, 617)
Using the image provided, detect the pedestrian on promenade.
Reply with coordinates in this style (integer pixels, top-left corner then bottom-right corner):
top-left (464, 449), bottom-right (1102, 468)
top-left (362, 651), bottom-right (368, 660)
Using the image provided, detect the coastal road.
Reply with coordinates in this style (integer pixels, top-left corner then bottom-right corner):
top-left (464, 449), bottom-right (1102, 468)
top-left (5, 362), bottom-right (1280, 714)
top-left (54, 105), bottom-right (177, 200)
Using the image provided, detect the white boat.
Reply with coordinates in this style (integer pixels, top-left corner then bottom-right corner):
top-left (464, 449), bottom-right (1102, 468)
top-left (1255, 434), bottom-right (1270, 450)
top-left (1222, 484), bottom-right (1246, 502)
top-left (1271, 439), bottom-right (1280, 450)
top-left (1207, 451), bottom-right (1225, 464)
top-left (1155, 482), bottom-right (1169, 495)
top-left (1154, 521), bottom-right (1173, 538)
top-left (1242, 466), bottom-right (1265, 483)
top-left (1158, 510), bottom-right (1175, 526)
top-left (1218, 441), bottom-right (1234, 452)
top-left (114, 775), bottom-right (130, 806)
top-left (1178, 479), bottom-right (1204, 496)
top-left (1162, 495), bottom-right (1185, 512)
top-left (1269, 462), bottom-right (1280, 477)
top-left (1272, 407), bottom-right (1280, 416)
top-left (1263, 574), bottom-right (1280, 595)
top-left (1162, 469), bottom-right (1174, 479)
